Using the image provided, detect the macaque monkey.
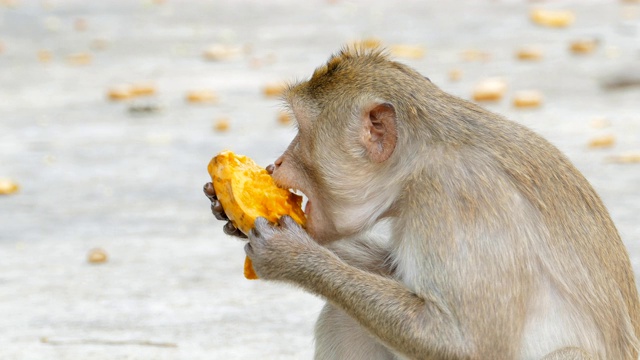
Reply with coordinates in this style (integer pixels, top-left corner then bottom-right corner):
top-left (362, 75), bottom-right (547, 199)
top-left (203, 47), bottom-right (640, 359)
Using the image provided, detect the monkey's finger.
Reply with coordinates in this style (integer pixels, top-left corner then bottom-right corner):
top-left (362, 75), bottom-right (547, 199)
top-left (231, 227), bottom-right (248, 239)
top-left (203, 182), bottom-right (217, 200)
top-left (277, 215), bottom-right (298, 229)
top-left (252, 217), bottom-right (276, 239)
top-left (244, 242), bottom-right (254, 257)
top-left (223, 221), bottom-right (247, 238)
top-left (211, 201), bottom-right (229, 221)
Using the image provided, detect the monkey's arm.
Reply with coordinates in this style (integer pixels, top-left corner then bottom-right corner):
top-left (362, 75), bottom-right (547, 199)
top-left (247, 217), bottom-right (469, 359)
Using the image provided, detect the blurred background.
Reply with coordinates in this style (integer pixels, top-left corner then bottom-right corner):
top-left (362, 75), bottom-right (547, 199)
top-left (0, 0), bottom-right (639, 359)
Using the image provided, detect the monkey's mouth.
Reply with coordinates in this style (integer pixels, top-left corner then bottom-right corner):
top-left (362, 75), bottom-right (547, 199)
top-left (290, 188), bottom-right (311, 216)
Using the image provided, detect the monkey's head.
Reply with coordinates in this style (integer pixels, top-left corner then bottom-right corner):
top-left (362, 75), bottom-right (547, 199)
top-left (270, 47), bottom-right (433, 243)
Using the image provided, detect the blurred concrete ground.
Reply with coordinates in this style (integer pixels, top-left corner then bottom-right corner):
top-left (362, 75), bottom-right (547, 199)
top-left (0, 0), bottom-right (639, 359)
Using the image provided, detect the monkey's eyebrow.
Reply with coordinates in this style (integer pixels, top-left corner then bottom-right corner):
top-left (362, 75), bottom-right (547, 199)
top-left (289, 103), bottom-right (313, 131)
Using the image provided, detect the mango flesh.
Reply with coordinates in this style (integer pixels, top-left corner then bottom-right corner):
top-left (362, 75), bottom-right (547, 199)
top-left (208, 150), bottom-right (306, 279)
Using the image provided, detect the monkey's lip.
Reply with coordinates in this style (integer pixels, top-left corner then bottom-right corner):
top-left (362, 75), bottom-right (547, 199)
top-left (304, 200), bottom-right (311, 215)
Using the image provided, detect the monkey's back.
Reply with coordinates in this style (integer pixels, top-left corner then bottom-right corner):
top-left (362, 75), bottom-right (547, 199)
top-left (457, 97), bottom-right (640, 358)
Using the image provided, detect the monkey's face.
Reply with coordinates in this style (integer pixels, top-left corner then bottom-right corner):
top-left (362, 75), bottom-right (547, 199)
top-left (269, 97), bottom-right (400, 244)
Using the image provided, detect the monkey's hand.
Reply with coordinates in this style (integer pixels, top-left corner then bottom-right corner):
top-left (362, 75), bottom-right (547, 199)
top-left (246, 216), bottom-right (319, 281)
top-left (203, 182), bottom-right (247, 239)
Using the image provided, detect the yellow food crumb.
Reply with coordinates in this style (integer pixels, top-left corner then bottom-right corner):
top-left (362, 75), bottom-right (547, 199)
top-left (530, 9), bottom-right (575, 28)
top-left (607, 153), bottom-right (640, 164)
top-left (390, 44), bottom-right (425, 60)
top-left (277, 111), bottom-right (292, 125)
top-left (186, 90), bottom-right (218, 104)
top-left (68, 52), bottom-right (92, 66)
top-left (263, 83), bottom-right (287, 98)
top-left (449, 69), bottom-right (463, 82)
top-left (107, 84), bottom-right (157, 101)
top-left (0, 178), bottom-right (19, 195)
top-left (214, 118), bottom-right (230, 132)
top-left (569, 39), bottom-right (598, 54)
top-left (461, 49), bottom-right (491, 62)
top-left (516, 47), bottom-right (543, 61)
top-left (513, 90), bottom-right (543, 108)
top-left (38, 50), bottom-right (53, 62)
top-left (473, 78), bottom-right (507, 102)
top-left (87, 248), bottom-right (108, 264)
top-left (590, 118), bottom-right (611, 129)
top-left (130, 84), bottom-right (156, 97)
top-left (203, 44), bottom-right (242, 61)
top-left (588, 134), bottom-right (616, 149)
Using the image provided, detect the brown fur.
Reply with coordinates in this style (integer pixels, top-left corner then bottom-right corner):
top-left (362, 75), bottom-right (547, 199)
top-left (242, 47), bottom-right (640, 359)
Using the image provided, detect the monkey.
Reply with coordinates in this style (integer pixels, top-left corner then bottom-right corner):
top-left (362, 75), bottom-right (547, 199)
top-left (203, 47), bottom-right (640, 359)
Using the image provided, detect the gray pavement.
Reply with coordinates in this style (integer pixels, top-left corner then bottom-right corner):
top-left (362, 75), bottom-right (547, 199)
top-left (0, 0), bottom-right (639, 359)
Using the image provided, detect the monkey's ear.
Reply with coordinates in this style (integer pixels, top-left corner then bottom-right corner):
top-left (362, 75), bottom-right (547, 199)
top-left (361, 102), bottom-right (397, 163)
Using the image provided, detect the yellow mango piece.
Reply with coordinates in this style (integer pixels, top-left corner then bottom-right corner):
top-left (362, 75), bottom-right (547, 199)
top-left (530, 9), bottom-right (575, 28)
top-left (186, 90), bottom-right (218, 104)
top-left (513, 90), bottom-right (543, 108)
top-left (262, 83), bottom-right (287, 98)
top-left (569, 39), bottom-right (598, 55)
top-left (0, 178), bottom-right (19, 195)
top-left (207, 151), bottom-right (306, 279)
top-left (244, 256), bottom-right (258, 280)
top-left (473, 78), bottom-right (507, 102)
top-left (87, 248), bottom-right (108, 264)
top-left (588, 135), bottom-right (616, 149)
top-left (390, 44), bottom-right (425, 60)
top-left (516, 47), bottom-right (543, 61)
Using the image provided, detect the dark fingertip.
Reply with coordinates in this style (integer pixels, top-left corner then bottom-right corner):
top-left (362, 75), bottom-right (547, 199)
top-left (212, 200), bottom-right (224, 214)
top-left (203, 182), bottom-right (217, 198)
top-left (234, 228), bottom-right (248, 239)
top-left (215, 213), bottom-right (228, 221)
top-left (213, 204), bottom-right (229, 220)
top-left (223, 221), bottom-right (237, 235)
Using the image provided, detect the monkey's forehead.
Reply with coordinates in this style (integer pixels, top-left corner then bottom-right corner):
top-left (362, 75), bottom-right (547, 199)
top-left (312, 46), bottom-right (390, 80)
top-left (285, 48), bottom-right (420, 107)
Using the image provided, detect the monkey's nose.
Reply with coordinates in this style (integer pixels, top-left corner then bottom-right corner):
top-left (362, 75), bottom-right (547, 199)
top-left (266, 164), bottom-right (275, 175)
top-left (267, 156), bottom-right (284, 174)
